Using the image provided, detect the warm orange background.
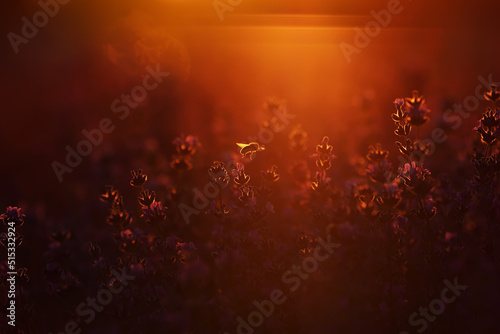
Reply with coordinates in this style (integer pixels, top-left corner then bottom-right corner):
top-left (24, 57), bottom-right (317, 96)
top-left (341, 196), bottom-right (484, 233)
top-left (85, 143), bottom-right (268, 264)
top-left (1, 0), bottom-right (499, 207)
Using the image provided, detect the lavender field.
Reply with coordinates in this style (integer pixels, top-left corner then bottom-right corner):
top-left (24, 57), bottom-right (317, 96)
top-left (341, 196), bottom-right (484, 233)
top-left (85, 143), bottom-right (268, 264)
top-left (1, 0), bottom-right (500, 333)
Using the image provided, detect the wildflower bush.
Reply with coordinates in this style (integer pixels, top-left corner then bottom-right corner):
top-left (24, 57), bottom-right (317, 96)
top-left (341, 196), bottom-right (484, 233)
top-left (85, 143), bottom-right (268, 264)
top-left (1, 87), bottom-right (500, 334)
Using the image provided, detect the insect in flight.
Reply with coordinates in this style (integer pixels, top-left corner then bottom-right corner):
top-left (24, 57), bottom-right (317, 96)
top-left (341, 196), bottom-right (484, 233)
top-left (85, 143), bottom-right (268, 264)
top-left (236, 142), bottom-right (265, 160)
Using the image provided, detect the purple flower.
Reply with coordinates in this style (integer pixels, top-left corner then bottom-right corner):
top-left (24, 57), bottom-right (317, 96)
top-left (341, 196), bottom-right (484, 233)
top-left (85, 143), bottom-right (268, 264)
top-left (0, 206), bottom-right (25, 227)
top-left (238, 186), bottom-right (255, 205)
top-left (366, 143), bottom-right (389, 163)
top-left (138, 189), bottom-right (156, 207)
top-left (484, 84), bottom-right (500, 103)
top-left (170, 155), bottom-right (194, 170)
top-left (366, 159), bottom-right (392, 184)
top-left (311, 171), bottom-right (331, 192)
top-left (474, 108), bottom-right (500, 145)
top-left (205, 201), bottom-right (230, 218)
top-left (141, 201), bottom-right (167, 225)
top-left (398, 162), bottom-right (432, 195)
top-left (176, 242), bottom-right (198, 263)
top-left (376, 182), bottom-right (402, 208)
top-left (404, 90), bottom-right (431, 126)
top-left (261, 165), bottom-right (280, 183)
top-left (173, 134), bottom-right (200, 156)
top-left (393, 98), bottom-right (404, 107)
top-left (99, 185), bottom-right (119, 204)
top-left (232, 163), bottom-right (251, 187)
top-left (106, 209), bottom-right (132, 229)
top-left (130, 169), bottom-right (147, 187)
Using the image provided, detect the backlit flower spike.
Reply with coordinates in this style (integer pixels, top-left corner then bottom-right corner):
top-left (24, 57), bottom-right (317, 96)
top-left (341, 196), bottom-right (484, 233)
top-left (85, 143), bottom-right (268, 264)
top-left (100, 185), bottom-right (119, 204)
top-left (288, 124), bottom-right (309, 152)
top-left (236, 142), bottom-right (265, 160)
top-left (263, 96), bottom-right (286, 112)
top-left (312, 136), bottom-right (336, 172)
top-left (404, 90), bottom-right (431, 127)
top-left (233, 163), bottom-right (251, 188)
top-left (316, 136), bottom-right (334, 157)
top-left (484, 84), bottom-right (500, 103)
top-left (238, 186), bottom-right (255, 205)
top-left (366, 143), bottom-right (389, 163)
top-left (479, 107), bottom-right (500, 129)
top-left (0, 206), bottom-right (25, 227)
top-left (405, 90), bottom-right (425, 107)
top-left (173, 134), bottom-right (200, 156)
top-left (392, 98), bottom-right (406, 123)
top-left (311, 171), bottom-right (331, 192)
top-left (261, 165), bottom-right (280, 183)
top-left (138, 189), bottom-right (156, 207)
top-left (141, 201), bottom-right (167, 225)
top-left (130, 169), bottom-right (147, 187)
top-left (208, 161), bottom-right (230, 188)
top-left (398, 161), bottom-right (432, 195)
top-left (474, 108), bottom-right (500, 145)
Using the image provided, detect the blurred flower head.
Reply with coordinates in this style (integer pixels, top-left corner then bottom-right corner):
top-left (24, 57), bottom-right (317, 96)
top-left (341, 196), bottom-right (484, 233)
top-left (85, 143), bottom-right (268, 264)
top-left (232, 163), bottom-right (251, 188)
top-left (205, 200), bottom-right (230, 219)
top-left (289, 124), bottom-right (308, 152)
top-left (312, 171), bottom-right (331, 192)
top-left (1, 206), bottom-right (25, 227)
top-left (236, 142), bottom-right (265, 160)
top-left (263, 96), bottom-right (286, 115)
top-left (113, 229), bottom-right (138, 252)
top-left (88, 241), bottom-right (101, 261)
top-left (170, 155), bottom-right (194, 170)
top-left (376, 182), bottom-right (403, 208)
top-left (209, 161), bottom-right (230, 188)
top-left (484, 84), bottom-right (500, 103)
top-left (403, 90), bottom-right (431, 126)
top-left (173, 134), bottom-right (200, 156)
top-left (355, 184), bottom-right (375, 205)
top-left (176, 242), bottom-right (198, 263)
top-left (312, 136), bottom-right (336, 171)
top-left (366, 143), bottom-right (389, 163)
top-left (474, 107), bottom-right (500, 145)
top-left (141, 201), bottom-right (167, 225)
top-left (289, 161), bottom-right (311, 185)
top-left (100, 186), bottom-right (119, 204)
top-left (261, 165), bottom-right (280, 183)
top-left (106, 209), bottom-right (132, 229)
top-left (130, 169), bottom-right (148, 187)
top-left (138, 189), bottom-right (156, 207)
top-left (17, 267), bottom-right (30, 286)
top-left (238, 186), bottom-right (255, 205)
top-left (366, 159), bottom-right (392, 184)
top-left (398, 162), bottom-right (432, 195)
top-left (0, 232), bottom-right (23, 249)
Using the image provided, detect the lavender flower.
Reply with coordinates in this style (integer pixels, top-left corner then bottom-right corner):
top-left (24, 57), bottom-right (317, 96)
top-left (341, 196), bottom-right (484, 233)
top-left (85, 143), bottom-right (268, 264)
top-left (209, 161), bottom-right (230, 188)
top-left (404, 90), bottom-right (431, 126)
top-left (232, 163), bottom-right (250, 188)
top-left (484, 84), bottom-right (500, 103)
top-left (261, 165), bottom-right (280, 183)
top-left (398, 161), bottom-right (432, 195)
top-left (130, 169), bottom-right (148, 187)
top-left (173, 134), bottom-right (200, 156)
top-left (0, 206), bottom-right (25, 227)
